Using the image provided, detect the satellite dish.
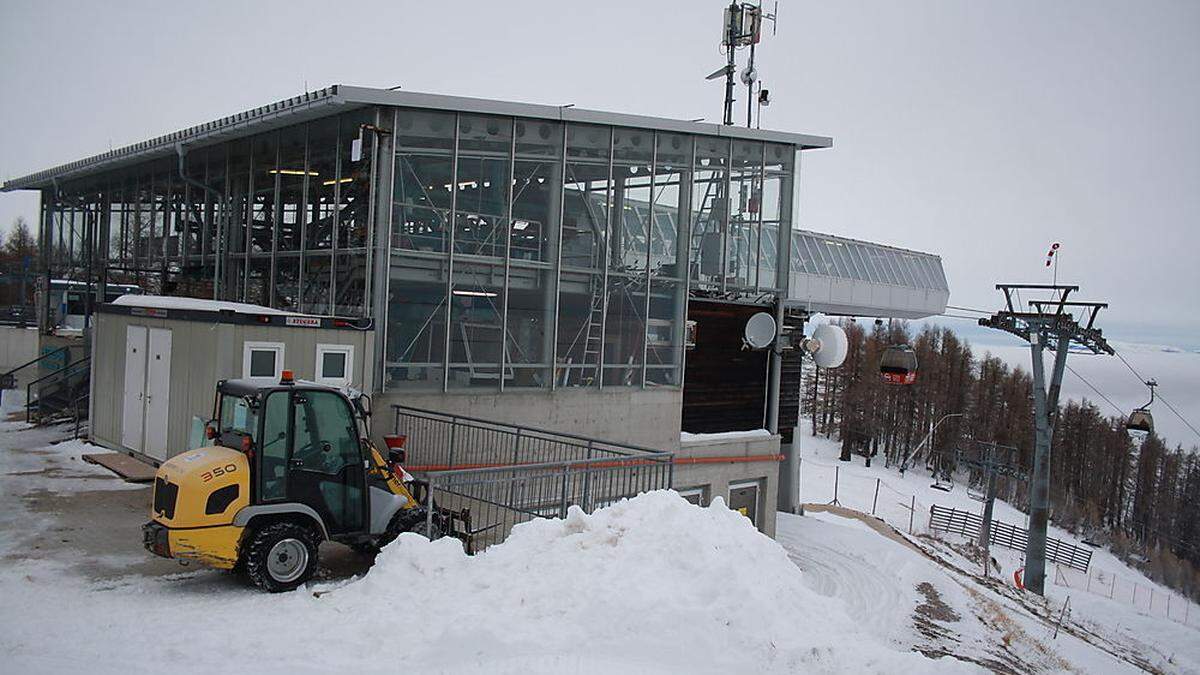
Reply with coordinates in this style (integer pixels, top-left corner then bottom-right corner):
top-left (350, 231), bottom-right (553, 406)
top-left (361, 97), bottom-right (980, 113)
top-left (807, 324), bottom-right (848, 368)
top-left (743, 312), bottom-right (777, 350)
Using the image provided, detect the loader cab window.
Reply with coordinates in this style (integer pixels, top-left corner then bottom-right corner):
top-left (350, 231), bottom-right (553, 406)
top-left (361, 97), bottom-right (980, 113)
top-left (218, 395), bottom-right (257, 450)
top-left (258, 392), bottom-right (290, 501)
top-left (287, 389), bottom-right (365, 533)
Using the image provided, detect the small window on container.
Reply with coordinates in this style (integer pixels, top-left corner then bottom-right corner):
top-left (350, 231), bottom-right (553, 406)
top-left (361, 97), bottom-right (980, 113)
top-left (243, 341), bottom-right (285, 382)
top-left (315, 344), bottom-right (354, 387)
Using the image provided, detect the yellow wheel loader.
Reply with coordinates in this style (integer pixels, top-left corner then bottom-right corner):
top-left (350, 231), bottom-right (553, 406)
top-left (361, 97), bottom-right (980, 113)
top-left (142, 371), bottom-right (469, 592)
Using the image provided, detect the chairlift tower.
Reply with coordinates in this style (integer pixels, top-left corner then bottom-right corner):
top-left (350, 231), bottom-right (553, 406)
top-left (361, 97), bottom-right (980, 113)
top-left (978, 284), bottom-right (1113, 595)
top-left (955, 441), bottom-right (1024, 550)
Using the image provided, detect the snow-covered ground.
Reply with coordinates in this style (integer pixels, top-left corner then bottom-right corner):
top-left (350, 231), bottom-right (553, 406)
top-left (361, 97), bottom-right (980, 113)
top-left (792, 423), bottom-right (1200, 672)
top-left (1, 404), bottom-right (1193, 673)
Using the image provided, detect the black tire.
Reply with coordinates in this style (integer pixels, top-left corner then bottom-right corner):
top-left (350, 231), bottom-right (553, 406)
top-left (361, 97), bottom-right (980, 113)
top-left (242, 521), bottom-right (321, 593)
top-left (373, 509), bottom-right (443, 552)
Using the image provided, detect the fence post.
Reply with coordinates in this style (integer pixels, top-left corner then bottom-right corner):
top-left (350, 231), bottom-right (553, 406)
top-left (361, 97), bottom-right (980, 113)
top-left (1109, 575), bottom-right (1115, 599)
top-left (1086, 570), bottom-right (1092, 593)
top-left (1149, 588), bottom-right (1154, 614)
top-left (872, 478), bottom-right (880, 515)
top-left (909, 495), bottom-right (915, 534)
top-left (448, 416), bottom-right (458, 469)
top-left (830, 466), bottom-right (840, 505)
top-left (1167, 593), bottom-right (1171, 620)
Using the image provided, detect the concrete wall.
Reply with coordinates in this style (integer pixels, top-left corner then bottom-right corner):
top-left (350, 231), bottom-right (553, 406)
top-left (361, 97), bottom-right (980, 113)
top-left (0, 326), bottom-right (40, 391)
top-left (675, 433), bottom-right (782, 537)
top-left (90, 310), bottom-right (374, 463)
top-left (374, 387), bottom-right (683, 454)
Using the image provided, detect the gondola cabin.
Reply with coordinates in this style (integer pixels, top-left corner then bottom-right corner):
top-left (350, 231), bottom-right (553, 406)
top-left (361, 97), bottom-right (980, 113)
top-left (880, 344), bottom-right (918, 386)
top-left (1125, 409), bottom-right (1153, 434)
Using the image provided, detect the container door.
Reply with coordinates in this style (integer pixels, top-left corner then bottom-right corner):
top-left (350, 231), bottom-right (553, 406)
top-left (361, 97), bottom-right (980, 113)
top-left (121, 326), bottom-right (147, 451)
top-left (143, 328), bottom-right (172, 460)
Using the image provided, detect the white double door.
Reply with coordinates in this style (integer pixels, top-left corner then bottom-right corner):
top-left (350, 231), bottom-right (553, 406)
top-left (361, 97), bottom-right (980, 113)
top-left (121, 326), bottom-right (172, 460)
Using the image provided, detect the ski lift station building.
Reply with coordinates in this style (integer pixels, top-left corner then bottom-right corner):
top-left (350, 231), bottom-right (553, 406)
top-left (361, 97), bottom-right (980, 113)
top-left (2, 85), bottom-right (949, 536)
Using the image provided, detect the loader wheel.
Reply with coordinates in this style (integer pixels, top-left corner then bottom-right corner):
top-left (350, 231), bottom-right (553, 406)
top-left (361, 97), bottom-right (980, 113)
top-left (242, 522), bottom-right (320, 593)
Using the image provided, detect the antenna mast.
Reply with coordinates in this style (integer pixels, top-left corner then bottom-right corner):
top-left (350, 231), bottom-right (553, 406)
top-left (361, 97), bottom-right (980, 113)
top-left (708, 2), bottom-right (777, 126)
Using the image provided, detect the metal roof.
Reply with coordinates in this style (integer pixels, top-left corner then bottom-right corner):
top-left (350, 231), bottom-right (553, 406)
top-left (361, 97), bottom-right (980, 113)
top-left (1, 84), bottom-right (833, 192)
top-left (785, 229), bottom-right (950, 320)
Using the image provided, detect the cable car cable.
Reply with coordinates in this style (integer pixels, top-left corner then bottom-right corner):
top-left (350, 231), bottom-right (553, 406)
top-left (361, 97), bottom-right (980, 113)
top-left (1063, 364), bottom-right (1127, 418)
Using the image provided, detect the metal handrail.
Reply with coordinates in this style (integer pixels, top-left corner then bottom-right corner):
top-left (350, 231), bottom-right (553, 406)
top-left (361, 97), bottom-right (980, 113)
top-left (392, 403), bottom-right (661, 456)
top-left (26, 356), bottom-right (90, 423)
top-left (0, 346), bottom-right (70, 406)
top-left (426, 452), bottom-right (675, 480)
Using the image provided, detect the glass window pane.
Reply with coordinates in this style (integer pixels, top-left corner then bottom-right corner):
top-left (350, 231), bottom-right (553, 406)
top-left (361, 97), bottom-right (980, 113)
top-left (322, 351), bottom-right (347, 379)
top-left (277, 125), bottom-right (307, 252)
top-left (511, 118), bottom-right (563, 263)
top-left (652, 132), bottom-right (688, 276)
top-left (691, 136), bottom-right (729, 288)
top-left (259, 392), bottom-right (289, 501)
top-left (302, 252), bottom-right (332, 314)
top-left (385, 260), bottom-right (448, 389)
top-left (728, 140), bottom-right (762, 287)
top-left (602, 273), bottom-right (645, 386)
top-left (249, 349), bottom-right (276, 377)
top-left (393, 109), bottom-right (455, 252)
top-left (333, 252), bottom-right (365, 316)
top-left (274, 254), bottom-right (300, 310)
top-left (612, 129), bottom-right (653, 274)
top-left (306, 118), bottom-right (338, 251)
top-left (448, 261), bottom-right (505, 389)
top-left (563, 124), bottom-right (611, 272)
top-left (645, 278), bottom-right (682, 386)
top-left (454, 115), bottom-right (512, 260)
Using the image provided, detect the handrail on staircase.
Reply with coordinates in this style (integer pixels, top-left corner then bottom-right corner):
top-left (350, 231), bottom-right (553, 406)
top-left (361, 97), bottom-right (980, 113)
top-left (0, 346), bottom-right (70, 407)
top-left (26, 356), bottom-right (90, 424)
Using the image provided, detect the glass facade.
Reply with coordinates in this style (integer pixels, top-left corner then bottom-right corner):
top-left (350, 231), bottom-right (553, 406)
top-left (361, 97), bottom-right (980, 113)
top-left (382, 110), bottom-right (789, 393)
top-left (37, 102), bottom-right (807, 394)
top-left (41, 109), bottom-right (380, 317)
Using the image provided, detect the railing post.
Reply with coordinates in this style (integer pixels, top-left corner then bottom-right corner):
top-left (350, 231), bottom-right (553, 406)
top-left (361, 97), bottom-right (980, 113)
top-left (425, 475), bottom-right (436, 538)
top-left (582, 441), bottom-right (593, 511)
top-left (448, 416), bottom-right (458, 469)
top-left (559, 464), bottom-right (570, 519)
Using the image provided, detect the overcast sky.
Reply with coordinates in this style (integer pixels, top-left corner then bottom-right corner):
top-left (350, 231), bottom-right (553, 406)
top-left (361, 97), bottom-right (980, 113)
top-left (2, 0), bottom-right (1197, 348)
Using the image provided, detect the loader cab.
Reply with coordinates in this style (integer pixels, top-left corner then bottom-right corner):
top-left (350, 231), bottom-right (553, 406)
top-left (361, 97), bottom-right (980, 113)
top-left (211, 376), bottom-right (368, 537)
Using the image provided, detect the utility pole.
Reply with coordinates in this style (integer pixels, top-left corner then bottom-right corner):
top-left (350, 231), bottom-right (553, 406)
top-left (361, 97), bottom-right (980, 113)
top-left (979, 284), bottom-right (1112, 595)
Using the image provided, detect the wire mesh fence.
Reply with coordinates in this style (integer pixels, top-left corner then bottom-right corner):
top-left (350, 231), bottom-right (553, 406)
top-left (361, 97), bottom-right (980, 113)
top-left (1053, 565), bottom-right (1196, 628)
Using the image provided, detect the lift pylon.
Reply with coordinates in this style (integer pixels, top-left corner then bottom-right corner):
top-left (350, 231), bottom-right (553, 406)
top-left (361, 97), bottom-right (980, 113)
top-left (978, 283), bottom-right (1112, 595)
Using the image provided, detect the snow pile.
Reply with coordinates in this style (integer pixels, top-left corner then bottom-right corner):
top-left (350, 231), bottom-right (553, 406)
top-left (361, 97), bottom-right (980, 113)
top-left (0, 489), bottom-right (972, 674)
top-left (333, 490), bottom-right (964, 673)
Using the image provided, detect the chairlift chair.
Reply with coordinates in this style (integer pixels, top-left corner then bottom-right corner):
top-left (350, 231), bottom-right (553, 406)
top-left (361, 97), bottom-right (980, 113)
top-left (880, 344), bottom-right (918, 386)
top-left (929, 451), bottom-right (954, 492)
top-left (1125, 379), bottom-right (1157, 434)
